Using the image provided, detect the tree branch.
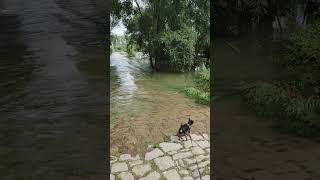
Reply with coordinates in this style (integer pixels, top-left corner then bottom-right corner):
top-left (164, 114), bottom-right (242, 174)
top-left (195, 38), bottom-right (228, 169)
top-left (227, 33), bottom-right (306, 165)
top-left (133, 0), bottom-right (143, 16)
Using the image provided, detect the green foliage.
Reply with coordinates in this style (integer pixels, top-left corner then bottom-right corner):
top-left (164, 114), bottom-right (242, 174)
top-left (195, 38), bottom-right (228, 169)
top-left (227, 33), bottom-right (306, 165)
top-left (183, 69), bottom-right (210, 105)
top-left (245, 21), bottom-right (320, 137)
top-left (153, 144), bottom-right (160, 148)
top-left (184, 87), bottom-right (210, 105)
top-left (194, 68), bottom-right (210, 92)
top-left (125, 35), bottom-right (136, 57)
top-left (244, 83), bottom-right (320, 137)
top-left (112, 0), bottom-right (209, 72)
top-left (111, 34), bottom-right (127, 52)
top-left (126, 45), bottom-right (135, 58)
top-left (158, 25), bottom-right (196, 71)
top-left (285, 22), bottom-right (320, 67)
top-left (244, 83), bottom-right (288, 118)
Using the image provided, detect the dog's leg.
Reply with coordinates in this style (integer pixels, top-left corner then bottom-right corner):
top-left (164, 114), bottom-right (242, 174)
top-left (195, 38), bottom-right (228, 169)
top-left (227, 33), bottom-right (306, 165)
top-left (187, 132), bottom-right (192, 142)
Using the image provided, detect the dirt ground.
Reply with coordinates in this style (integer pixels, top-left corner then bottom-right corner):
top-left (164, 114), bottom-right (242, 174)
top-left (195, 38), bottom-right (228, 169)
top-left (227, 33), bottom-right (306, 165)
top-left (212, 95), bottom-right (320, 180)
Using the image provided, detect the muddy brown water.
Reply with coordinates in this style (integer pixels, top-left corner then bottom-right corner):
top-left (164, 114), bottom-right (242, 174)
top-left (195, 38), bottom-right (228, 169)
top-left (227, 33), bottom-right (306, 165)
top-left (110, 52), bottom-right (210, 155)
top-left (0, 0), bottom-right (107, 179)
top-left (212, 36), bottom-right (320, 179)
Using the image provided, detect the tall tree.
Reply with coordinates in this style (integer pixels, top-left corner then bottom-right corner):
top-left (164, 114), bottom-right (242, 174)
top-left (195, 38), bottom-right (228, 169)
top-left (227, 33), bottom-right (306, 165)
top-left (111, 0), bottom-right (210, 72)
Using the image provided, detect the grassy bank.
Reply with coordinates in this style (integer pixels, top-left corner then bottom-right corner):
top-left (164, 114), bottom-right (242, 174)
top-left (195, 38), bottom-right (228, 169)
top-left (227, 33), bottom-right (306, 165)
top-left (183, 68), bottom-right (210, 105)
top-left (244, 22), bottom-right (320, 138)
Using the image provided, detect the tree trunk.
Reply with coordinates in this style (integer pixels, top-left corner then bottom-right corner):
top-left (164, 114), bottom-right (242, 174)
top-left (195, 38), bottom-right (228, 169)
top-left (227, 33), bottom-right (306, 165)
top-left (152, 0), bottom-right (161, 70)
top-left (275, 16), bottom-right (282, 33)
top-left (149, 52), bottom-right (155, 69)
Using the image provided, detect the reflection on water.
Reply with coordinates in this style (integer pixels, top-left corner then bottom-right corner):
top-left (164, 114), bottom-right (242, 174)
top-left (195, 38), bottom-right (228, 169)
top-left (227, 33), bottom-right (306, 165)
top-left (110, 52), bottom-right (210, 154)
top-left (111, 53), bottom-right (138, 102)
top-left (0, 0), bottom-right (106, 179)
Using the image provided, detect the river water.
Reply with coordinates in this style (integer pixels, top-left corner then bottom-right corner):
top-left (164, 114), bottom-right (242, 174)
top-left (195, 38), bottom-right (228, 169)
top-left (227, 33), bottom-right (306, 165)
top-left (110, 52), bottom-right (210, 155)
top-left (212, 35), bottom-right (320, 179)
top-left (0, 0), bottom-right (107, 179)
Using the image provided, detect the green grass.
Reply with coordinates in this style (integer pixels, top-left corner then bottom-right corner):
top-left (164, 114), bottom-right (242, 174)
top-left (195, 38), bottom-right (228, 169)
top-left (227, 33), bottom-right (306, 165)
top-left (153, 144), bottom-right (160, 148)
top-left (183, 68), bottom-right (210, 105)
top-left (243, 83), bottom-right (320, 137)
top-left (183, 87), bottom-right (209, 105)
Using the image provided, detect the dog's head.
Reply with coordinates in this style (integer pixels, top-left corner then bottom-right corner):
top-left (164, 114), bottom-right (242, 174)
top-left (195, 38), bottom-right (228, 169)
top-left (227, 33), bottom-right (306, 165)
top-left (188, 118), bottom-right (194, 125)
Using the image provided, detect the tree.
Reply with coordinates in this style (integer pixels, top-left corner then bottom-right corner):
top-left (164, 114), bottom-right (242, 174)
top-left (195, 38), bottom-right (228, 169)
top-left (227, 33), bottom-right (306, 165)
top-left (111, 0), bottom-right (210, 72)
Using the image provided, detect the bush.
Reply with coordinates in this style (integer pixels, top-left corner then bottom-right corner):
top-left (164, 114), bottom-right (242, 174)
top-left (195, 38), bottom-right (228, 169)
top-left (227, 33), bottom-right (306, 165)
top-left (285, 22), bottom-right (320, 67)
top-left (126, 44), bottom-right (135, 58)
top-left (158, 25), bottom-right (196, 72)
top-left (194, 68), bottom-right (210, 93)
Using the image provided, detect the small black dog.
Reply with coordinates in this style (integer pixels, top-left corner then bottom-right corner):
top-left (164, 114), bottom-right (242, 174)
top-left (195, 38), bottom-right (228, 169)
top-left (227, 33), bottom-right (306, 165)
top-left (177, 117), bottom-right (194, 141)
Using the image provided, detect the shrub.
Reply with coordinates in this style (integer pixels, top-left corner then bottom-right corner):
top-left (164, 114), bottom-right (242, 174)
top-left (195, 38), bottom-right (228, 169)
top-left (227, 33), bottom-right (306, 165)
top-left (158, 25), bottom-right (196, 72)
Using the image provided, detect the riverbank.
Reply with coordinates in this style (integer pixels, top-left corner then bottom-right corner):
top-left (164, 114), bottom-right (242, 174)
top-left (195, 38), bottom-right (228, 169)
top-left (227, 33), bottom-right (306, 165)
top-left (111, 52), bottom-right (210, 155)
top-left (110, 133), bottom-right (210, 180)
top-left (213, 37), bottom-right (320, 179)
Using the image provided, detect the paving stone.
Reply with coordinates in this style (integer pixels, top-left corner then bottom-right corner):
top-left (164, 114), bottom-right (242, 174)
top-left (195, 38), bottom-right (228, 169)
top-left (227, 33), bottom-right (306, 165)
top-left (192, 168), bottom-right (204, 178)
top-left (145, 148), bottom-right (164, 161)
top-left (174, 160), bottom-right (180, 168)
top-left (170, 136), bottom-right (180, 142)
top-left (202, 134), bottom-right (209, 140)
top-left (184, 158), bottom-right (196, 165)
top-left (119, 154), bottom-right (140, 161)
top-left (191, 146), bottom-right (205, 155)
top-left (196, 175), bottom-right (210, 180)
top-left (129, 160), bottom-right (143, 167)
top-left (196, 141), bottom-right (210, 149)
top-left (154, 156), bottom-right (175, 171)
top-left (163, 169), bottom-right (181, 180)
top-left (119, 172), bottom-right (134, 180)
top-left (168, 150), bottom-right (178, 155)
top-left (198, 160), bottom-right (210, 168)
top-left (183, 176), bottom-right (194, 180)
top-left (190, 160), bottom-right (210, 170)
top-left (159, 142), bottom-right (183, 153)
top-left (147, 145), bottom-right (154, 151)
top-left (184, 155), bottom-right (207, 165)
top-left (179, 169), bottom-right (189, 175)
top-left (110, 174), bottom-right (115, 180)
top-left (190, 134), bottom-right (203, 141)
top-left (140, 171), bottom-right (161, 180)
top-left (172, 152), bottom-right (193, 160)
top-left (111, 162), bottom-right (128, 173)
top-left (178, 159), bottom-right (186, 167)
top-left (110, 156), bottom-right (117, 164)
top-left (180, 148), bottom-right (190, 152)
top-left (184, 140), bottom-right (198, 149)
top-left (198, 155), bottom-right (209, 161)
top-left (132, 164), bottom-right (152, 177)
